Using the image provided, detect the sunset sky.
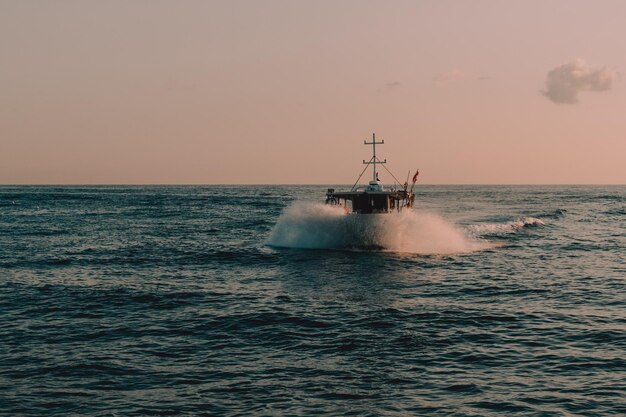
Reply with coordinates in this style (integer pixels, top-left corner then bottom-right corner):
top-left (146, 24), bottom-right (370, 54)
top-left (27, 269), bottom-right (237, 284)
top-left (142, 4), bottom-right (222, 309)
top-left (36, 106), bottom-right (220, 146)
top-left (1, 1), bottom-right (625, 184)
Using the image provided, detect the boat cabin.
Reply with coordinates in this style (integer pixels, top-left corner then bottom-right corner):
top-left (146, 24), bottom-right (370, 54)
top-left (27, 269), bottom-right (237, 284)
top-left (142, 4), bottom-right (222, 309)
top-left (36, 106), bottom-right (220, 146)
top-left (326, 188), bottom-right (414, 214)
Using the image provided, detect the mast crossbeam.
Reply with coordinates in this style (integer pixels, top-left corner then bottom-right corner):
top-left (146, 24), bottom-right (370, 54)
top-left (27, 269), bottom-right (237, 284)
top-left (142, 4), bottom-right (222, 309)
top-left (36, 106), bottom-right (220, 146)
top-left (363, 133), bottom-right (385, 182)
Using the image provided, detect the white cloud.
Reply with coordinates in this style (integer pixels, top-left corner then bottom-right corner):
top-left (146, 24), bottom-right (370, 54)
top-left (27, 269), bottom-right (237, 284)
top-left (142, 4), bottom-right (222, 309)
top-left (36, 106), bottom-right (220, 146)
top-left (542, 59), bottom-right (619, 104)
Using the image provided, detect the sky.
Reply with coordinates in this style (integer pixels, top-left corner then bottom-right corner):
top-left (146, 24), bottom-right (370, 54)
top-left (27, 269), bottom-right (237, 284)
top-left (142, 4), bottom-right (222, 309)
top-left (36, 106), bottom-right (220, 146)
top-left (1, 0), bottom-right (625, 184)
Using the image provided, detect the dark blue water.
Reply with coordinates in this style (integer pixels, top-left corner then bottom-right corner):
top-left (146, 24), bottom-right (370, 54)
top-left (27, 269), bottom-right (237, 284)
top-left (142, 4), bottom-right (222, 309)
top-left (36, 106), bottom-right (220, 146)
top-left (1, 185), bottom-right (624, 416)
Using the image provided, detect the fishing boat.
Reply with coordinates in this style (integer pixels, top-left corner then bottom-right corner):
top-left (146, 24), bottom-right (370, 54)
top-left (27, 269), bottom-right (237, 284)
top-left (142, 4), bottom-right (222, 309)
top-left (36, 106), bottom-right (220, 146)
top-left (325, 133), bottom-right (418, 214)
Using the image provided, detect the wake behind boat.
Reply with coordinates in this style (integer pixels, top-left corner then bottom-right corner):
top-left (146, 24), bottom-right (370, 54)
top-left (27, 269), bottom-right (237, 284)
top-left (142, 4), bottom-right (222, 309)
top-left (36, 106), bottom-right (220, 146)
top-left (325, 133), bottom-right (418, 214)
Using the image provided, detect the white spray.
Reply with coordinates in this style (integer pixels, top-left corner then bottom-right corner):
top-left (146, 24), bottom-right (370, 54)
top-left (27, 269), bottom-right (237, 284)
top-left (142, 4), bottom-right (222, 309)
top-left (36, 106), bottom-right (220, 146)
top-left (268, 202), bottom-right (495, 255)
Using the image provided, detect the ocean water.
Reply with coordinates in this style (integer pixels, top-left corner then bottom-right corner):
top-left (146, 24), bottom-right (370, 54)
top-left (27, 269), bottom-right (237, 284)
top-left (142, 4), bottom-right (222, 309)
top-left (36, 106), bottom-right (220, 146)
top-left (1, 185), bottom-right (624, 416)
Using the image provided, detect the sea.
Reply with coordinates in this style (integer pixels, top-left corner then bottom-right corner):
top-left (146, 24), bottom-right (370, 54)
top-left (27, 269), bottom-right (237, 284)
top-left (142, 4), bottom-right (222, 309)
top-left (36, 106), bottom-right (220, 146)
top-left (1, 185), bottom-right (624, 416)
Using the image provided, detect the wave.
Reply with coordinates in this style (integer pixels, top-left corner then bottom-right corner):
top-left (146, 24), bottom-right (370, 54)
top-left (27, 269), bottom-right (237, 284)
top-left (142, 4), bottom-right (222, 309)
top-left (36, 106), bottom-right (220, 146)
top-left (268, 203), bottom-right (495, 255)
top-left (467, 217), bottom-right (545, 235)
top-left (542, 208), bottom-right (566, 219)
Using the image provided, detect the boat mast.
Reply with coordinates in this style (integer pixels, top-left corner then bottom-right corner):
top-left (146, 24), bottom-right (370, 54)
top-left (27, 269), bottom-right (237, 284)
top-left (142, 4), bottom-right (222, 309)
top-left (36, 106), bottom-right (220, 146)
top-left (364, 133), bottom-right (386, 182)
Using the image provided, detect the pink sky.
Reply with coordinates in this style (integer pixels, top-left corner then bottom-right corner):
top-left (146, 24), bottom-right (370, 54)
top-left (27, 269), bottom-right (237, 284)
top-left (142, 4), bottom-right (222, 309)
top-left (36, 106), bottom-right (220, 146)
top-left (1, 1), bottom-right (625, 184)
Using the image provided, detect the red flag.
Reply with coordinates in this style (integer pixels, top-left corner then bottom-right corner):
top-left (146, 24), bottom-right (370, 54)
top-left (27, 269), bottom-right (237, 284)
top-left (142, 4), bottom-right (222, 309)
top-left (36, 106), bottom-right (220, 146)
top-left (412, 169), bottom-right (419, 183)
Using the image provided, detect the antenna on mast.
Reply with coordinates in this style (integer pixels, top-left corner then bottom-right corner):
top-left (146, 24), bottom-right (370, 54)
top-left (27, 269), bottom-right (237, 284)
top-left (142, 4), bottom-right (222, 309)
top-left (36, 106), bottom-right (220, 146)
top-left (363, 133), bottom-right (386, 182)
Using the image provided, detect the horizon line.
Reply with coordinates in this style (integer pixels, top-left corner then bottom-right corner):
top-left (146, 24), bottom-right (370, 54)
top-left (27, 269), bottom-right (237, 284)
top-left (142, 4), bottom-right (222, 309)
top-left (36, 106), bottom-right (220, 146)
top-left (1, 183), bottom-right (624, 187)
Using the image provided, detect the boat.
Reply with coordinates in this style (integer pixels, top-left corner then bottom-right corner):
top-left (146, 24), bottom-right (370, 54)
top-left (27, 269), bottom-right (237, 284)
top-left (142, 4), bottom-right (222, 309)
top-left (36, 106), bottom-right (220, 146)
top-left (325, 133), bottom-right (418, 214)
